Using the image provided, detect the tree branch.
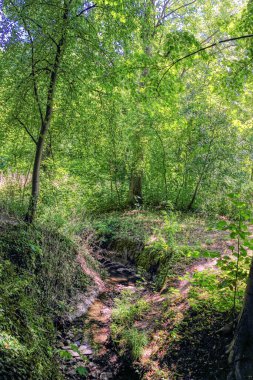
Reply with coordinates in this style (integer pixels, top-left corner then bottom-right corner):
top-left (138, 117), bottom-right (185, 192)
top-left (76, 4), bottom-right (97, 17)
top-left (156, 0), bottom-right (197, 26)
top-left (16, 117), bottom-right (37, 144)
top-left (165, 0), bottom-right (197, 17)
top-left (158, 33), bottom-right (253, 88)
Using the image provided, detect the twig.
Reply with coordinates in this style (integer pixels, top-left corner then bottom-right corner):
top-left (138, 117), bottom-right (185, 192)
top-left (15, 117), bottom-right (37, 145)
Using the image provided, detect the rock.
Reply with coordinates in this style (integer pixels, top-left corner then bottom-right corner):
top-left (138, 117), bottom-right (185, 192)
top-left (68, 350), bottom-right (80, 358)
top-left (79, 345), bottom-right (93, 355)
top-left (91, 371), bottom-right (100, 379)
top-left (68, 359), bottom-right (77, 365)
top-left (74, 332), bottom-right (83, 341)
top-left (67, 369), bottom-right (77, 377)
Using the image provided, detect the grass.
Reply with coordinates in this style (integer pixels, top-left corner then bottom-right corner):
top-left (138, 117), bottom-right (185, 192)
top-left (88, 210), bottom-right (229, 291)
top-left (111, 290), bottom-right (150, 360)
top-left (0, 221), bottom-right (92, 379)
top-left (0, 181), bottom-right (241, 377)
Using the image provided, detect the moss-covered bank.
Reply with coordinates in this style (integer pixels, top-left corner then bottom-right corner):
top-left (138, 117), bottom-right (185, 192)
top-left (0, 221), bottom-right (89, 380)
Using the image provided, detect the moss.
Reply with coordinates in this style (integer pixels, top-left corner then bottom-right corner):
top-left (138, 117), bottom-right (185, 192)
top-left (137, 237), bottom-right (172, 272)
top-left (0, 222), bottom-right (89, 379)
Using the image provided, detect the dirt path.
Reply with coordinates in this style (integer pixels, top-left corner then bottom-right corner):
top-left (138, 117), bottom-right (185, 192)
top-left (57, 244), bottom-right (231, 380)
top-left (57, 258), bottom-right (144, 379)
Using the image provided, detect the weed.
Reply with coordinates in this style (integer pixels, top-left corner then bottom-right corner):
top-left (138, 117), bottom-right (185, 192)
top-left (111, 290), bottom-right (150, 360)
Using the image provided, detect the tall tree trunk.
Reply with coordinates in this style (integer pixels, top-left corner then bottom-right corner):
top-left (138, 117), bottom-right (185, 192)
top-left (25, 133), bottom-right (45, 223)
top-left (25, 2), bottom-right (69, 223)
top-left (187, 171), bottom-right (204, 211)
top-left (187, 134), bottom-right (215, 210)
top-left (227, 257), bottom-right (253, 380)
top-left (128, 43), bottom-right (152, 207)
top-left (128, 127), bottom-right (144, 207)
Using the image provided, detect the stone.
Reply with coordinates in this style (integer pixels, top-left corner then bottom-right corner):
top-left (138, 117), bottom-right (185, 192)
top-left (79, 345), bottom-right (93, 355)
top-left (67, 369), bottom-right (76, 377)
top-left (68, 350), bottom-right (80, 358)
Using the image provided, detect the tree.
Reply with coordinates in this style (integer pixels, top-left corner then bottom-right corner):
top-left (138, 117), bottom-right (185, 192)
top-left (1, 0), bottom-right (137, 221)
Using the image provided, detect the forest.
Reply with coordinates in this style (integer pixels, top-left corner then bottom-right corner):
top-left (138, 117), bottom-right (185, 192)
top-left (1, 0), bottom-right (253, 379)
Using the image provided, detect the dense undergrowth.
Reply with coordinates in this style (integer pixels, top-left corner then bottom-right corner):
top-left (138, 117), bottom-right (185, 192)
top-left (89, 208), bottom-right (252, 376)
top-left (0, 221), bottom-right (91, 380)
top-left (90, 211), bottom-right (219, 288)
top-left (1, 187), bottom-right (252, 379)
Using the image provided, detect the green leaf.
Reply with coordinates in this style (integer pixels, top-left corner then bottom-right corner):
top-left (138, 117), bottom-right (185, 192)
top-left (217, 221), bottom-right (228, 229)
top-left (227, 193), bottom-right (239, 199)
top-left (70, 344), bottom-right (79, 352)
top-left (59, 350), bottom-right (72, 360)
top-left (76, 366), bottom-right (88, 377)
top-left (240, 246), bottom-right (248, 256)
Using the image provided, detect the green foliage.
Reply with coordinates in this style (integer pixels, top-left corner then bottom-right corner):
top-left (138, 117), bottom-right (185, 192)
top-left (138, 236), bottom-right (171, 269)
top-left (137, 211), bottom-right (179, 270)
top-left (216, 193), bottom-right (253, 311)
top-left (111, 290), bottom-right (150, 359)
top-left (1, 0), bottom-right (253, 375)
top-left (0, 258), bottom-right (60, 379)
top-left (0, 222), bottom-right (90, 379)
top-left (165, 31), bottom-right (204, 61)
top-left (76, 366), bottom-right (88, 377)
top-left (120, 328), bottom-right (148, 361)
top-left (187, 270), bottom-right (240, 312)
top-left (185, 193), bottom-right (253, 313)
top-left (112, 289), bottom-right (150, 324)
top-left (0, 0), bottom-right (251, 222)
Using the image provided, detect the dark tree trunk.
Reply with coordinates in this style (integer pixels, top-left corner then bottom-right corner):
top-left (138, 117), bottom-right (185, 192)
top-left (187, 174), bottom-right (203, 211)
top-left (129, 173), bottom-right (143, 207)
top-left (227, 258), bottom-right (253, 380)
top-left (186, 134), bottom-right (215, 210)
top-left (128, 3), bottom-right (154, 208)
top-left (25, 133), bottom-right (45, 223)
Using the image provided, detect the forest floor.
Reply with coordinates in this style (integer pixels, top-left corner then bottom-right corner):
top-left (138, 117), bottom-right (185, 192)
top-left (57, 211), bottom-right (237, 380)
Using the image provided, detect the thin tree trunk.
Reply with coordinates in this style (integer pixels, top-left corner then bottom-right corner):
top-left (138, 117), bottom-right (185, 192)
top-left (187, 134), bottom-right (215, 210)
top-left (149, 123), bottom-right (168, 201)
top-left (187, 169), bottom-right (205, 211)
top-left (128, 121), bottom-right (144, 207)
top-left (227, 257), bottom-right (253, 380)
top-left (128, 2), bottom-right (154, 207)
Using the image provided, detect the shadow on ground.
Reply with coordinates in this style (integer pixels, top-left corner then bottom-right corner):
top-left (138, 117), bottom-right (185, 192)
top-left (165, 307), bottom-right (232, 380)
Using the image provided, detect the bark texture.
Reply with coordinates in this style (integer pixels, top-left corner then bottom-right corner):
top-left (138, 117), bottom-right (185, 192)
top-left (227, 258), bottom-right (253, 380)
top-left (129, 173), bottom-right (143, 207)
